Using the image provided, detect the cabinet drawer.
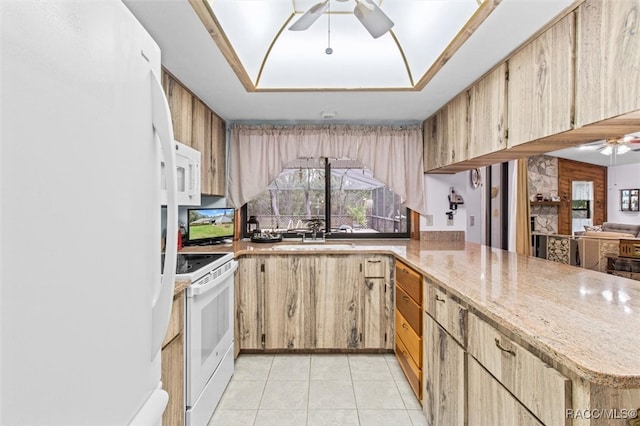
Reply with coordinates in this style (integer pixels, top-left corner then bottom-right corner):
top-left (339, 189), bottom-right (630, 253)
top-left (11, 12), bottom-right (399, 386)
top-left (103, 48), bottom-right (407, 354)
top-left (467, 356), bottom-right (543, 426)
top-left (396, 286), bottom-right (421, 334)
top-left (395, 260), bottom-right (422, 304)
top-left (468, 313), bottom-right (571, 426)
top-left (395, 336), bottom-right (422, 400)
top-left (395, 310), bottom-right (422, 366)
top-left (364, 256), bottom-right (387, 277)
top-left (425, 285), bottom-right (466, 347)
top-left (162, 291), bottom-right (184, 348)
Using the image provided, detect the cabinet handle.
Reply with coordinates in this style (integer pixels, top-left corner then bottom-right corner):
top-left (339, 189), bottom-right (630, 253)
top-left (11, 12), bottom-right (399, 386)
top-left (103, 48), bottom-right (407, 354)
top-left (367, 260), bottom-right (381, 263)
top-left (435, 294), bottom-right (446, 303)
top-left (402, 268), bottom-right (408, 274)
top-left (494, 338), bottom-right (515, 356)
top-left (402, 322), bottom-right (408, 330)
top-left (402, 295), bottom-right (410, 303)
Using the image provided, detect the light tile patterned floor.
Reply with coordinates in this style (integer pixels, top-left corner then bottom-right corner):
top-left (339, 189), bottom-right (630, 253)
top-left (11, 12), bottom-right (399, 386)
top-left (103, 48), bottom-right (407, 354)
top-left (208, 353), bottom-right (427, 426)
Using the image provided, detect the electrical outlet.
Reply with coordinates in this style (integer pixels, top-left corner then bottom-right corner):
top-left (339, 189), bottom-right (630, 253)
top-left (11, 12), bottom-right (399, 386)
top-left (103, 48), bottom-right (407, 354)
top-left (470, 215), bottom-right (475, 226)
top-left (426, 214), bottom-right (433, 226)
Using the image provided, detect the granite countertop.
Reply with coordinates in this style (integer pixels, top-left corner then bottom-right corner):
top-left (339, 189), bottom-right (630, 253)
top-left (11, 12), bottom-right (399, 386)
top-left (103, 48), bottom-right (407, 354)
top-left (180, 239), bottom-right (640, 388)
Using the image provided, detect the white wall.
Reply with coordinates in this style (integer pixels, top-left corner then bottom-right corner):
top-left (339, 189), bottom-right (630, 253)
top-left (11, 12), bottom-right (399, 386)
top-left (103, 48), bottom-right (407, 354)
top-left (607, 164), bottom-right (640, 225)
top-left (421, 171), bottom-right (484, 243)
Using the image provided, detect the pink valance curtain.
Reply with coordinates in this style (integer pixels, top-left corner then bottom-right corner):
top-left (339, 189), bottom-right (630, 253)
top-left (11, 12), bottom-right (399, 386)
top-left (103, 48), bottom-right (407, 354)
top-left (227, 124), bottom-right (427, 215)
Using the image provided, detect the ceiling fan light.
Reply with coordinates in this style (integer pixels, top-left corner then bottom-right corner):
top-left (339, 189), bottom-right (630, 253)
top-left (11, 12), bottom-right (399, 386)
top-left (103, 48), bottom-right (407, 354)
top-left (289, 1), bottom-right (329, 31)
top-left (617, 144), bottom-right (631, 155)
top-left (601, 146), bottom-right (613, 156)
top-left (354, 0), bottom-right (394, 39)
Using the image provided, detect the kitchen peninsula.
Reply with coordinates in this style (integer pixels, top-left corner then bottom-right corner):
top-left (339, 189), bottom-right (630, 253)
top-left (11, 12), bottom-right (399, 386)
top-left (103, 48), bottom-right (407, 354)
top-left (181, 240), bottom-right (640, 426)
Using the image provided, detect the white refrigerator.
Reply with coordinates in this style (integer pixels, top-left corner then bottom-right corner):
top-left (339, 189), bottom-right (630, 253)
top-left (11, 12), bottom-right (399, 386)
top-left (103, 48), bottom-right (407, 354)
top-left (0, 1), bottom-right (179, 424)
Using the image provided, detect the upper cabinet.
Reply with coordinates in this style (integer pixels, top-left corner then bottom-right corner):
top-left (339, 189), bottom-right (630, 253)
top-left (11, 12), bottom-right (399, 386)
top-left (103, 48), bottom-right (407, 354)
top-left (575, 0), bottom-right (640, 127)
top-left (162, 73), bottom-right (193, 145)
top-left (210, 112), bottom-right (226, 197)
top-left (468, 63), bottom-right (508, 159)
top-left (423, 92), bottom-right (468, 172)
top-left (507, 13), bottom-right (575, 147)
top-left (423, 0), bottom-right (640, 174)
top-left (162, 71), bottom-right (226, 196)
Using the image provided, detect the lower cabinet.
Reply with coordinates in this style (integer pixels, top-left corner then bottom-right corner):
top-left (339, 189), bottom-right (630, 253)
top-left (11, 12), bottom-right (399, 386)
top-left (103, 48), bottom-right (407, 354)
top-left (161, 291), bottom-right (185, 426)
top-left (264, 256), bottom-right (315, 349)
top-left (467, 312), bottom-right (571, 426)
top-left (235, 256), bottom-right (264, 349)
top-left (467, 356), bottom-right (543, 426)
top-left (236, 254), bottom-right (393, 351)
top-left (423, 315), bottom-right (465, 426)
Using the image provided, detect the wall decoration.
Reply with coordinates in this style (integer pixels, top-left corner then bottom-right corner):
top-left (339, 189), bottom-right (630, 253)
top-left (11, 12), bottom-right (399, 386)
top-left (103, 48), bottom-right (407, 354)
top-left (620, 189), bottom-right (639, 212)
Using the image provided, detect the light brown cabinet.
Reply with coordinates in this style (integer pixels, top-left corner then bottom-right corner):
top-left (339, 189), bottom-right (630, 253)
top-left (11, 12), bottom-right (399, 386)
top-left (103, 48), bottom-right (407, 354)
top-left (162, 70), bottom-right (226, 196)
top-left (394, 259), bottom-right (423, 400)
top-left (362, 256), bottom-right (393, 350)
top-left (575, 0), bottom-right (640, 127)
top-left (423, 92), bottom-right (468, 172)
top-left (235, 256), bottom-right (265, 350)
top-left (468, 63), bottom-right (508, 158)
top-left (209, 112), bottom-right (226, 196)
top-left (264, 256), bottom-right (315, 349)
top-left (423, 315), bottom-right (465, 426)
top-left (467, 356), bottom-right (543, 426)
top-left (235, 254), bottom-right (393, 351)
top-left (161, 291), bottom-right (185, 426)
top-left (467, 312), bottom-right (571, 426)
top-left (162, 73), bottom-right (193, 146)
top-left (507, 13), bottom-right (575, 147)
top-left (422, 279), bottom-right (466, 426)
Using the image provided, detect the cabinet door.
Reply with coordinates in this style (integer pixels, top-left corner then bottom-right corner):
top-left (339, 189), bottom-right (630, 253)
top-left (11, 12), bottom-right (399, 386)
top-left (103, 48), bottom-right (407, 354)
top-left (264, 256), bottom-right (314, 349)
top-left (314, 255), bottom-right (361, 349)
top-left (210, 112), bottom-right (226, 196)
top-left (192, 98), bottom-right (212, 195)
top-left (575, 0), bottom-right (640, 127)
top-left (445, 92), bottom-right (469, 164)
top-left (468, 63), bottom-right (508, 158)
top-left (508, 13), bottom-right (574, 146)
top-left (423, 315), bottom-right (464, 426)
top-left (467, 356), bottom-right (543, 426)
top-left (363, 255), bottom-right (393, 349)
top-left (162, 72), bottom-right (193, 145)
top-left (236, 256), bottom-right (264, 350)
top-left (423, 109), bottom-right (446, 172)
top-left (423, 93), bottom-right (469, 172)
top-left (161, 333), bottom-right (184, 426)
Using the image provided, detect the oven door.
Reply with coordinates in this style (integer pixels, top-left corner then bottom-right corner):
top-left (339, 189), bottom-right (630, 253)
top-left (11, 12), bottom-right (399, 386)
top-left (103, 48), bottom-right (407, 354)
top-left (185, 260), bottom-right (237, 405)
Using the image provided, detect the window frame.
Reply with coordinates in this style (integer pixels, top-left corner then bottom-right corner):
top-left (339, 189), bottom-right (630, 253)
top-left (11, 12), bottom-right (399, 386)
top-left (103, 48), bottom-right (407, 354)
top-left (240, 159), bottom-right (411, 240)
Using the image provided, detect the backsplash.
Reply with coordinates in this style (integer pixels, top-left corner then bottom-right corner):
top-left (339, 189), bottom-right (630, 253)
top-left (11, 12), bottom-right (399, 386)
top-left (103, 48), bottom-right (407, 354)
top-left (528, 155), bottom-right (558, 234)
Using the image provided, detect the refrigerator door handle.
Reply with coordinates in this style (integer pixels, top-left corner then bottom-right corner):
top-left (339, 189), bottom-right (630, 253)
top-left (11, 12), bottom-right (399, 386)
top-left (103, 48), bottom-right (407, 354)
top-left (150, 69), bottom-right (178, 359)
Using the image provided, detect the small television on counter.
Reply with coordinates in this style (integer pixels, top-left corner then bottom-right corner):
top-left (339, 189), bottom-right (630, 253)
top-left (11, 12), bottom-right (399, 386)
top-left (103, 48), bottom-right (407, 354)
top-left (186, 208), bottom-right (235, 245)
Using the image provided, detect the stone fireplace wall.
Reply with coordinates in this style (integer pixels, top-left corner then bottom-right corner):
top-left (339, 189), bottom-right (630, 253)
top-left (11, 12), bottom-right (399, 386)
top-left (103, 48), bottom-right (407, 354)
top-left (528, 155), bottom-right (558, 234)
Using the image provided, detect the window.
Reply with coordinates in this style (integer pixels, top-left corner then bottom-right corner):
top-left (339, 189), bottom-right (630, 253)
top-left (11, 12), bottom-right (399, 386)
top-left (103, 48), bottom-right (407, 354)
top-left (242, 158), bottom-right (409, 238)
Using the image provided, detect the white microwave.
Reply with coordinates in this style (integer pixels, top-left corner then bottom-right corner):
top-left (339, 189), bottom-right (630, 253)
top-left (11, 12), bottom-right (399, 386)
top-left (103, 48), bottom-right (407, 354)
top-left (161, 141), bottom-right (201, 206)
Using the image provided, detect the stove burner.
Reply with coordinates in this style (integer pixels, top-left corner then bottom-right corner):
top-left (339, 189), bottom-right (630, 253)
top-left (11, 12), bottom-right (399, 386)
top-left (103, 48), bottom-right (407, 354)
top-left (162, 253), bottom-right (230, 275)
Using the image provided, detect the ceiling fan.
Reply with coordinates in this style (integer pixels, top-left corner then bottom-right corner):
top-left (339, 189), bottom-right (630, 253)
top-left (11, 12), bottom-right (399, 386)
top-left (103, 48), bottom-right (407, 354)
top-left (289, 0), bottom-right (394, 39)
top-left (578, 135), bottom-right (640, 156)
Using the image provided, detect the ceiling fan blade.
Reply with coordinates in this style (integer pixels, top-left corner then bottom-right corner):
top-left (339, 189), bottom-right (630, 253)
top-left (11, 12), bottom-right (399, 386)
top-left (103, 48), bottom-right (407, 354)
top-left (577, 141), bottom-right (604, 151)
top-left (289, 1), bottom-right (329, 31)
top-left (354, 0), bottom-right (394, 39)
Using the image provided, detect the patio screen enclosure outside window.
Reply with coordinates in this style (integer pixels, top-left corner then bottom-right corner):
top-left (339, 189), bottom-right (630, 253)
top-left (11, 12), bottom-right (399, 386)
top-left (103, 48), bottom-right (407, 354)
top-left (243, 158), bottom-right (409, 238)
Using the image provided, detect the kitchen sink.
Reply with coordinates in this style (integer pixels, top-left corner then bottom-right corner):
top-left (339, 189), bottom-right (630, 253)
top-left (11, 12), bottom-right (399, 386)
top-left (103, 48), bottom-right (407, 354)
top-left (276, 243), bottom-right (355, 251)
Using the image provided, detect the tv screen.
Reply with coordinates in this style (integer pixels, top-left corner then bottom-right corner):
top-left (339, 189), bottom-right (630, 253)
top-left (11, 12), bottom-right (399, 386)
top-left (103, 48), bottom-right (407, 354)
top-left (187, 208), bottom-right (235, 244)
